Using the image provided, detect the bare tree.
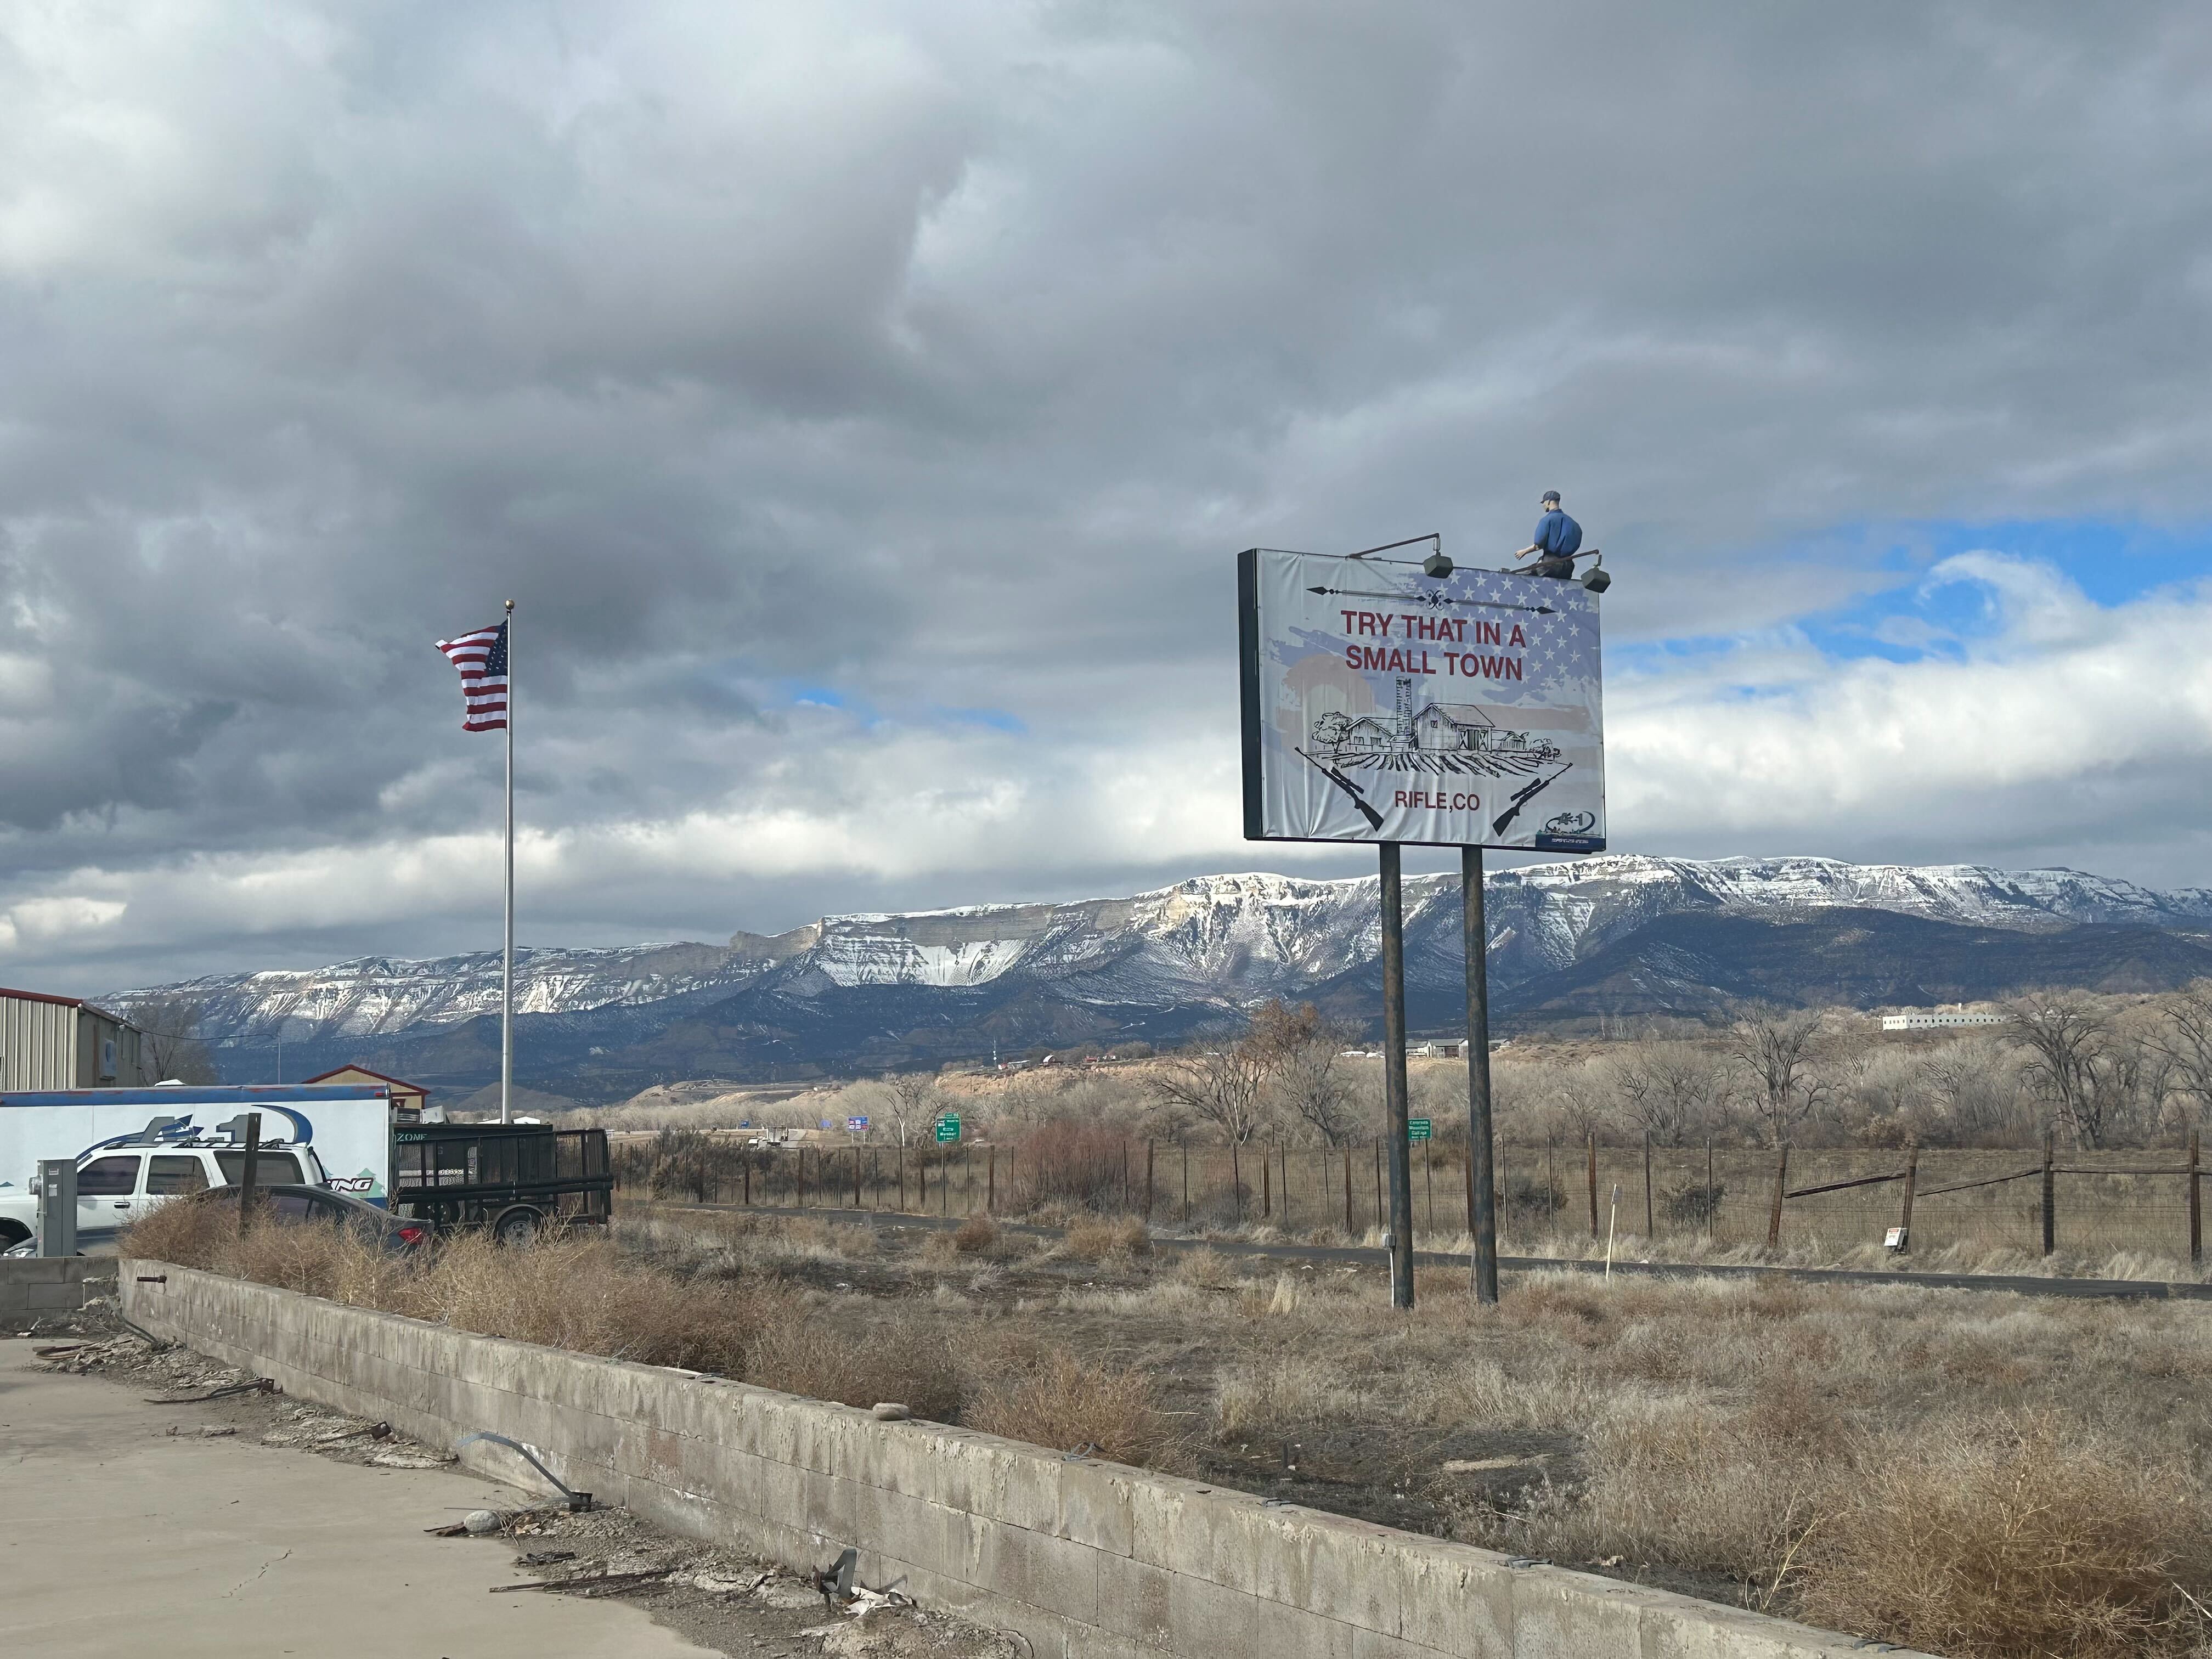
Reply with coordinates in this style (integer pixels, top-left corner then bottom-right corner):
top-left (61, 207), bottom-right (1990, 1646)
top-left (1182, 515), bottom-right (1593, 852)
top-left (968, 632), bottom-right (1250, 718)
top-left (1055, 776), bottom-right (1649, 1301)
top-left (1250, 1001), bottom-right (1363, 1145)
top-left (132, 995), bottom-right (220, 1085)
top-left (1725, 1003), bottom-right (1829, 1146)
top-left (879, 1071), bottom-right (939, 1147)
top-left (2007, 993), bottom-right (2118, 1148)
top-left (1152, 1022), bottom-right (1274, 1144)
top-left (1615, 1041), bottom-right (1731, 1146)
top-left (2149, 980), bottom-right (2212, 1132)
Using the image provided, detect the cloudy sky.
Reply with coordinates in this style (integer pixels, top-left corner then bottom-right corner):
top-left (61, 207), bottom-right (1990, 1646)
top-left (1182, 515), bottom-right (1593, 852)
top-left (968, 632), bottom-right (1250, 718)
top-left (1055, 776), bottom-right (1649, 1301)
top-left (4, 1), bottom-right (2212, 992)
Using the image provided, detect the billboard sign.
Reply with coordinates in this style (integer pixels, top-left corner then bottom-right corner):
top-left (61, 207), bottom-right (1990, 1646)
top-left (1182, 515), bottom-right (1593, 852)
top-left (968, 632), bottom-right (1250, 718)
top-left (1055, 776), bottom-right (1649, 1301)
top-left (1238, 548), bottom-right (1605, 850)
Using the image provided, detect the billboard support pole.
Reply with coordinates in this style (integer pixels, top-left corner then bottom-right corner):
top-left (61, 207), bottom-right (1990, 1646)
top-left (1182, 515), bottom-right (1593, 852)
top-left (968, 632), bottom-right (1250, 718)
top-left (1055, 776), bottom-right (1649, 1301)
top-left (1379, 843), bottom-right (1415, 1310)
top-left (1462, 845), bottom-right (1499, 1304)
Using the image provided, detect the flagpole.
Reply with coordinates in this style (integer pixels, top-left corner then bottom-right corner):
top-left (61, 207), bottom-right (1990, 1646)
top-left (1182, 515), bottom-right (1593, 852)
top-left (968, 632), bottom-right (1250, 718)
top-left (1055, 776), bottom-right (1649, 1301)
top-left (502, 597), bottom-right (515, 1126)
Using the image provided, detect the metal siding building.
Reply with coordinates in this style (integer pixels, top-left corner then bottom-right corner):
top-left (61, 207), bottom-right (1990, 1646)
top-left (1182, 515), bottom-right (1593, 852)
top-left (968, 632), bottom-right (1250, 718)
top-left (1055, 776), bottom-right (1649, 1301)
top-left (0, 989), bottom-right (148, 1090)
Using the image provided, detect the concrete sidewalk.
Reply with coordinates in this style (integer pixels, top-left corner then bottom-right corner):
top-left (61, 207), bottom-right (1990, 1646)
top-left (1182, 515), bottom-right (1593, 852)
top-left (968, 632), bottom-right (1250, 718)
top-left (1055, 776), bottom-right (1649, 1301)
top-left (1, 1338), bottom-right (713, 1658)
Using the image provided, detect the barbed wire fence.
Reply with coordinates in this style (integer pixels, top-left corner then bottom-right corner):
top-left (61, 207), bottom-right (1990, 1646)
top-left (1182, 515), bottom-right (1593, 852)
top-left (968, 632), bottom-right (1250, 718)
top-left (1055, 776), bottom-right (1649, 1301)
top-left (613, 1127), bottom-right (2211, 1271)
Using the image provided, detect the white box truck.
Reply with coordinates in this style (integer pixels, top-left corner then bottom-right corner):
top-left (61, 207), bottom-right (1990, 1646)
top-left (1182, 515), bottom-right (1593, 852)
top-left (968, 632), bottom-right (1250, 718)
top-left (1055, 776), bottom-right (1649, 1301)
top-left (0, 1084), bottom-right (394, 1252)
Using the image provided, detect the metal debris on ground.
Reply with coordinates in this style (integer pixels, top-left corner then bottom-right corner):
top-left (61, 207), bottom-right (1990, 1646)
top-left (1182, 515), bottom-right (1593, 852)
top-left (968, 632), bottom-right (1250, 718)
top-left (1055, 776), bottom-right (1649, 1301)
top-left (454, 1429), bottom-right (594, 1511)
top-left (812, 1545), bottom-right (860, 1608)
top-left (144, 1376), bottom-right (280, 1404)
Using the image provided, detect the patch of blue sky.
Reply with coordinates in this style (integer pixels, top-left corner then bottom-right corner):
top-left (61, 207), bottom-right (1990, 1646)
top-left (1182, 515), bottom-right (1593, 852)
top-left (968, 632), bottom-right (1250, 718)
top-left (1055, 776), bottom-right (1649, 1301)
top-left (766, 679), bottom-right (1025, 736)
top-left (1633, 516), bottom-right (2212, 674)
top-left (778, 680), bottom-right (850, 710)
top-left (935, 705), bottom-right (1028, 735)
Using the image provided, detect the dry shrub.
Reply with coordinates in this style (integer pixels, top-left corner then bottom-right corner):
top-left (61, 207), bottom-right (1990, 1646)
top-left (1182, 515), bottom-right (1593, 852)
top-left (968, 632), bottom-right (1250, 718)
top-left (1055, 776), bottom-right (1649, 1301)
top-left (952, 1215), bottom-right (1000, 1253)
top-left (1234, 1272), bottom-right (1303, 1317)
top-left (123, 1192), bottom-right (249, 1267)
top-left (1468, 1390), bottom-right (1828, 1581)
top-left (1064, 1215), bottom-right (1149, 1260)
top-left (126, 1205), bottom-right (765, 1376)
top-left (745, 1304), bottom-right (964, 1420)
top-left (1016, 1119), bottom-right (1131, 1210)
top-left (403, 1233), bottom-right (761, 1374)
top-left (1215, 1347), bottom-right (1376, 1435)
top-left (1168, 1245), bottom-right (1237, 1288)
top-left (967, 1346), bottom-right (1182, 1468)
top-left (1798, 1414), bottom-right (2211, 1659)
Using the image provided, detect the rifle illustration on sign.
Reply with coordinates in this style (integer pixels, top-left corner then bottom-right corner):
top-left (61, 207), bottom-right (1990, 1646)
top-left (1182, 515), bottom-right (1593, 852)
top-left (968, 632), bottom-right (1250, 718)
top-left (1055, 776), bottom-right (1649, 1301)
top-left (1490, 770), bottom-right (1567, 836)
top-left (1294, 747), bottom-right (1385, 831)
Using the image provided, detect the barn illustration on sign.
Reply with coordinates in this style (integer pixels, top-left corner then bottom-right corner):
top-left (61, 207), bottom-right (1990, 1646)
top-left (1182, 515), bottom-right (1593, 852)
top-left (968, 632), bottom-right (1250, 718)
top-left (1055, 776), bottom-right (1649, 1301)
top-left (1310, 676), bottom-right (1562, 778)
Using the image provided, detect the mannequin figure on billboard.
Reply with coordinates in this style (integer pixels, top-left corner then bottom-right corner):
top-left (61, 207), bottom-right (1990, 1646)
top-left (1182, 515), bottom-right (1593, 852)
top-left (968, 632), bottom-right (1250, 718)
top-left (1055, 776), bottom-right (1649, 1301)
top-left (1514, 490), bottom-right (1582, 579)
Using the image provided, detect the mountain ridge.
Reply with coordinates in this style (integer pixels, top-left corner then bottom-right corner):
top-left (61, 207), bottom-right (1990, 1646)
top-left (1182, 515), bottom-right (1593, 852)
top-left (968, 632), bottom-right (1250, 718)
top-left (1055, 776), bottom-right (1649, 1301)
top-left (104, 854), bottom-right (2212, 1099)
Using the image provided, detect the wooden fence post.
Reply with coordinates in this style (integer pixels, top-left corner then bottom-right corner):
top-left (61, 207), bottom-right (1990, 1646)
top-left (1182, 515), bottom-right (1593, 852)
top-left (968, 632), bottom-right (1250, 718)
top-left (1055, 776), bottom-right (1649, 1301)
top-left (1144, 1140), bottom-right (1155, 1220)
top-left (1586, 1135), bottom-right (1599, 1240)
top-left (895, 1144), bottom-right (904, 1212)
top-left (1705, 1138), bottom-right (1714, 1238)
top-left (1766, 1144), bottom-right (1788, 1250)
top-left (1642, 1133), bottom-right (1654, 1237)
top-left (2192, 1130), bottom-right (2202, 1266)
top-left (1261, 1145), bottom-right (1272, 1220)
top-left (987, 1146), bottom-right (996, 1213)
top-left (1279, 1143), bottom-right (1289, 1229)
top-left (237, 1112), bottom-right (263, 1237)
top-left (743, 1155), bottom-right (751, 1207)
top-left (1898, 1147), bottom-right (1917, 1254)
top-left (798, 1147), bottom-right (807, 1210)
top-left (1373, 1137), bottom-right (1383, 1234)
top-left (1232, 1142), bottom-right (1244, 1223)
top-left (1181, 1142), bottom-right (1189, 1225)
top-left (2042, 1131), bottom-right (2056, 1256)
top-left (1343, 1143), bottom-right (1355, 1235)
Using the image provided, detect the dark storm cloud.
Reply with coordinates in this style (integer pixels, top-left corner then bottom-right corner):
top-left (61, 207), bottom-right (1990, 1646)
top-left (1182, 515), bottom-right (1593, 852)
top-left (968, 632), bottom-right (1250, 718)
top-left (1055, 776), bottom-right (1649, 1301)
top-left (2, 1), bottom-right (2211, 986)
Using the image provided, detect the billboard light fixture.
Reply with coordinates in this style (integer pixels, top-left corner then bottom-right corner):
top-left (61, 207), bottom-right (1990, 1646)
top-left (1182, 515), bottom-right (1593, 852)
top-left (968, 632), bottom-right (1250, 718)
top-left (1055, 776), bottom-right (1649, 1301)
top-left (1347, 532), bottom-right (1442, 562)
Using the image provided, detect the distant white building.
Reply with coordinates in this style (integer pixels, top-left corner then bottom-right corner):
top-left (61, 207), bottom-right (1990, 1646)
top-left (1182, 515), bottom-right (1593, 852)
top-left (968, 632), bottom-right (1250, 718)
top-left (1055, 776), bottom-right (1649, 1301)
top-left (1880, 1009), bottom-right (2006, 1032)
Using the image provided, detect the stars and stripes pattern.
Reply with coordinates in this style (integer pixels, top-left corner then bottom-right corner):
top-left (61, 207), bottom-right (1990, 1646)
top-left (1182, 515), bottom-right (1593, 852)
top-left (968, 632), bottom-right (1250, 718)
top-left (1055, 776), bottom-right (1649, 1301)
top-left (434, 622), bottom-right (509, 731)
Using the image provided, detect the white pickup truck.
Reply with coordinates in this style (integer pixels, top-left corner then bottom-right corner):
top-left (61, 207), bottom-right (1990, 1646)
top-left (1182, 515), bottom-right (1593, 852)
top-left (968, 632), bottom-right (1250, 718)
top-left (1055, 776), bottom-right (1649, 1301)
top-left (0, 1138), bottom-right (331, 1252)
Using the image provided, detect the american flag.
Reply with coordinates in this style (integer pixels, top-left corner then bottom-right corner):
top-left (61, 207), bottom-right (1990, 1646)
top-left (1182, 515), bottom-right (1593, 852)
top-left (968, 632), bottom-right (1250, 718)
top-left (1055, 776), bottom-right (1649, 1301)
top-left (434, 622), bottom-right (509, 731)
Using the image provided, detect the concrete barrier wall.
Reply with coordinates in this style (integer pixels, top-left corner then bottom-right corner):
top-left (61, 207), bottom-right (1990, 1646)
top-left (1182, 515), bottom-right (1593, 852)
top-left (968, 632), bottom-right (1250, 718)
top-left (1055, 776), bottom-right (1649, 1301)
top-left (1, 1256), bottom-right (112, 1328)
top-left (121, 1261), bottom-right (1916, 1659)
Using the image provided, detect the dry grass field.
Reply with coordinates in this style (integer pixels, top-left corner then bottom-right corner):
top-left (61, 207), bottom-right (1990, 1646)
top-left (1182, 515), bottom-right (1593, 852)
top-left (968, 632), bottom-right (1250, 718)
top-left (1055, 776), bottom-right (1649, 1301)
top-left (128, 1198), bottom-right (2212, 1658)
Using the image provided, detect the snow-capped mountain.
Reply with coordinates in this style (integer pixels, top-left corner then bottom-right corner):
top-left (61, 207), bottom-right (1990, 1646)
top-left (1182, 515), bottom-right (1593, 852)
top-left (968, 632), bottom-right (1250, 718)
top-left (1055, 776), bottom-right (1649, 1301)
top-left (107, 856), bottom-right (2212, 1099)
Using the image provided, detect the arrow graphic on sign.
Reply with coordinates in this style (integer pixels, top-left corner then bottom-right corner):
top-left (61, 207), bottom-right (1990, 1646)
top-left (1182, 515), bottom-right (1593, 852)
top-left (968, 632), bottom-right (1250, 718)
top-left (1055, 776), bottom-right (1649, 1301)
top-left (1307, 585), bottom-right (1555, 616)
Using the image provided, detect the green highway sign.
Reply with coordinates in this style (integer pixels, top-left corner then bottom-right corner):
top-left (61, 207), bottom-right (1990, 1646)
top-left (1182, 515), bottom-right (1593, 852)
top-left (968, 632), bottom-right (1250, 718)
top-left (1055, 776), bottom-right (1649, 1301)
top-left (935, 1114), bottom-right (962, 1143)
top-left (1408, 1118), bottom-right (1432, 1142)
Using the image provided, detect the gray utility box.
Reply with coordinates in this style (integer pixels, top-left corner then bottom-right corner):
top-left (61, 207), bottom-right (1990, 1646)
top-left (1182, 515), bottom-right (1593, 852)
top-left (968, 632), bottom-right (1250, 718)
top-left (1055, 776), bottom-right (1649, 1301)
top-left (36, 1159), bottom-right (76, 1257)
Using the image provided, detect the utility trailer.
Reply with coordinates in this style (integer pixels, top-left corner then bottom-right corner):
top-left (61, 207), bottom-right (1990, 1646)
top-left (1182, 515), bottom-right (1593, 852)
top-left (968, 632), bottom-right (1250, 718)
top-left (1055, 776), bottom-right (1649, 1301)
top-left (390, 1122), bottom-right (612, 1244)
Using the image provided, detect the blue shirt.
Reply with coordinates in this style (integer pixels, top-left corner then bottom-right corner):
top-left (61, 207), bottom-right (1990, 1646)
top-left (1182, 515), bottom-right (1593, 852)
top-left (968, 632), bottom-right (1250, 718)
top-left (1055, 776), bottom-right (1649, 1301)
top-left (1533, 509), bottom-right (1582, 557)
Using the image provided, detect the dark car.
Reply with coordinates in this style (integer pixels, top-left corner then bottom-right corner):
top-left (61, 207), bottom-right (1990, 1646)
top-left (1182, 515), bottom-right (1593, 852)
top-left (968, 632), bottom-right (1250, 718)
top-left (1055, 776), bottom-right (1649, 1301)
top-left (199, 1183), bottom-right (430, 1251)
